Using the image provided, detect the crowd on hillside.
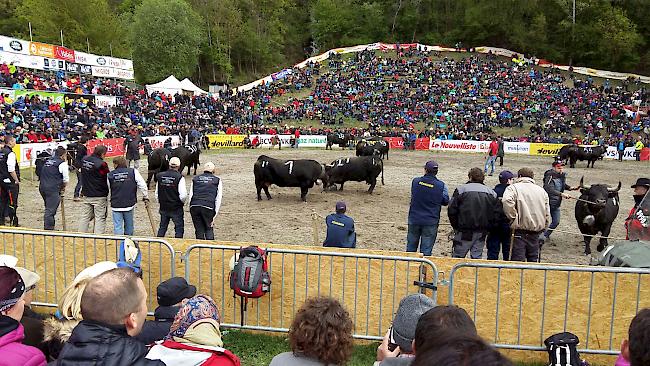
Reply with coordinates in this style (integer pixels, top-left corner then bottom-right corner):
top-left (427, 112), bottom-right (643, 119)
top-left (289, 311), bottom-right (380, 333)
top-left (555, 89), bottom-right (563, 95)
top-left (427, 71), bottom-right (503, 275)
top-left (2, 250), bottom-right (649, 366)
top-left (0, 47), bottom-right (649, 145)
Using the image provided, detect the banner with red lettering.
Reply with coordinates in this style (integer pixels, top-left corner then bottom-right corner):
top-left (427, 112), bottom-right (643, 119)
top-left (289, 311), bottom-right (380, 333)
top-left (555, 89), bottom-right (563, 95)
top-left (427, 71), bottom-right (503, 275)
top-left (383, 137), bottom-right (403, 149)
top-left (429, 139), bottom-right (491, 152)
top-left (87, 138), bottom-right (125, 157)
top-left (54, 46), bottom-right (75, 62)
top-left (141, 135), bottom-right (181, 153)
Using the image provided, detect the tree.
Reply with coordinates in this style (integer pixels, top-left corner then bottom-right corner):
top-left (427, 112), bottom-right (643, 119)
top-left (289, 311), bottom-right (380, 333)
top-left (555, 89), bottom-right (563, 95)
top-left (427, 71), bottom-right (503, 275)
top-left (129, 0), bottom-right (204, 84)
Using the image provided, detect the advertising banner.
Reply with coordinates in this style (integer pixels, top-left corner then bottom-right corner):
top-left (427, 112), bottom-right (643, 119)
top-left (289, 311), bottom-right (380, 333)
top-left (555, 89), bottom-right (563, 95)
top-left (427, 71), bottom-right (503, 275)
top-left (528, 143), bottom-right (565, 156)
top-left (15, 90), bottom-right (65, 106)
top-left (604, 146), bottom-right (638, 161)
top-left (503, 142), bottom-right (530, 155)
top-left (0, 36), bottom-right (30, 55)
top-left (384, 137), bottom-right (404, 149)
top-left (43, 58), bottom-right (66, 71)
top-left (65, 62), bottom-right (92, 75)
top-left (86, 138), bottom-right (125, 157)
top-left (94, 95), bottom-right (117, 108)
top-left (107, 57), bottom-right (133, 71)
top-left (0, 51), bottom-right (44, 70)
top-left (415, 137), bottom-right (430, 150)
top-left (91, 66), bottom-right (114, 78)
top-left (114, 68), bottom-right (134, 80)
top-left (29, 42), bottom-right (54, 58)
top-left (429, 139), bottom-right (491, 152)
top-left (54, 46), bottom-right (75, 62)
top-left (64, 94), bottom-right (95, 107)
top-left (249, 134), bottom-right (328, 148)
top-left (16, 141), bottom-right (69, 168)
top-left (206, 134), bottom-right (246, 148)
top-left (141, 136), bottom-right (181, 153)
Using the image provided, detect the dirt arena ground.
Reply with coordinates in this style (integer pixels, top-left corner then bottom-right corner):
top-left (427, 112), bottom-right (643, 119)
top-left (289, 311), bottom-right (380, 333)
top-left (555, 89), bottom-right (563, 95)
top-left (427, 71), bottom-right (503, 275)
top-left (14, 147), bottom-right (644, 265)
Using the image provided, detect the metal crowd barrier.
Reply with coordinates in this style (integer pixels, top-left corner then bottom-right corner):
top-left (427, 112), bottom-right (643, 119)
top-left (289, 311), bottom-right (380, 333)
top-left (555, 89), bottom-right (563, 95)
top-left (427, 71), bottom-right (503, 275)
top-left (183, 244), bottom-right (439, 340)
top-left (447, 262), bottom-right (650, 355)
top-left (0, 228), bottom-right (175, 312)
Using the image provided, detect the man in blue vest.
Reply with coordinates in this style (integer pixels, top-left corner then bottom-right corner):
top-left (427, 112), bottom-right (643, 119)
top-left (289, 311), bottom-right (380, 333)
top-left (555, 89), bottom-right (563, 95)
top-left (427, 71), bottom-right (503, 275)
top-left (107, 156), bottom-right (149, 235)
top-left (79, 145), bottom-right (110, 234)
top-left (155, 157), bottom-right (187, 238)
top-left (39, 146), bottom-right (69, 230)
top-left (406, 160), bottom-right (449, 256)
top-left (323, 201), bottom-right (356, 248)
top-left (188, 162), bottom-right (222, 240)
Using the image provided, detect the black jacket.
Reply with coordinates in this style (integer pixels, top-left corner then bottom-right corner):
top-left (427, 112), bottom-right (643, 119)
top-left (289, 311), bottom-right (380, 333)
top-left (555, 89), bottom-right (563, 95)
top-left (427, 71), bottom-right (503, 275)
top-left (448, 182), bottom-right (498, 232)
top-left (543, 169), bottom-right (571, 209)
top-left (134, 305), bottom-right (178, 345)
top-left (49, 320), bottom-right (164, 366)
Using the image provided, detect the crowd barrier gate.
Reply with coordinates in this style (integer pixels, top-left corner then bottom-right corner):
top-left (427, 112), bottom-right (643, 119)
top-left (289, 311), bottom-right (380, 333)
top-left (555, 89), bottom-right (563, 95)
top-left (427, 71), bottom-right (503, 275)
top-left (0, 228), bottom-right (175, 313)
top-left (183, 244), bottom-right (438, 340)
top-left (447, 262), bottom-right (650, 355)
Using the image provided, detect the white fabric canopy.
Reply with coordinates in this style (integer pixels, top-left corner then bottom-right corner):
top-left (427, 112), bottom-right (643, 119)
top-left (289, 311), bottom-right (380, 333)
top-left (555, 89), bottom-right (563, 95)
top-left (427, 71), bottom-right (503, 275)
top-left (146, 75), bottom-right (183, 95)
top-left (180, 78), bottom-right (207, 95)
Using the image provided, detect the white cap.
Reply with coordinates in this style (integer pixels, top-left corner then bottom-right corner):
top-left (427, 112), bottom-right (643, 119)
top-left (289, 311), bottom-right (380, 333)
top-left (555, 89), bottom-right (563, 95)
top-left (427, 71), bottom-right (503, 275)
top-left (73, 261), bottom-right (117, 285)
top-left (169, 157), bottom-right (181, 167)
top-left (0, 255), bottom-right (18, 267)
top-left (15, 267), bottom-right (40, 289)
top-left (203, 162), bottom-right (215, 173)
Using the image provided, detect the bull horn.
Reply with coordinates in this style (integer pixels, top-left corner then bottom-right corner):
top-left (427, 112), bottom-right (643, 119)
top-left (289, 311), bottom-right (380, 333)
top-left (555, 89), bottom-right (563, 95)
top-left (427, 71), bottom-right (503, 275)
top-left (578, 176), bottom-right (590, 190)
top-left (608, 181), bottom-right (621, 193)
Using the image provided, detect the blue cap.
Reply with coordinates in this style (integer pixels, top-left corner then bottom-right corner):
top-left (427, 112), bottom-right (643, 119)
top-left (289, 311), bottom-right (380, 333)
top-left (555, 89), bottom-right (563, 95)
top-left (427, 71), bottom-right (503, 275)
top-left (498, 170), bottom-right (515, 183)
top-left (335, 201), bottom-right (346, 212)
top-left (425, 160), bottom-right (438, 173)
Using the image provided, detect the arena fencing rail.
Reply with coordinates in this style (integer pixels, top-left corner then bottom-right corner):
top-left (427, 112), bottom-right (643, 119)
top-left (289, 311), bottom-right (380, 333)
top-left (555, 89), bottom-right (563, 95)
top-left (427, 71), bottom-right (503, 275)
top-left (182, 244), bottom-right (438, 340)
top-left (0, 228), bottom-right (175, 314)
top-left (447, 262), bottom-right (650, 355)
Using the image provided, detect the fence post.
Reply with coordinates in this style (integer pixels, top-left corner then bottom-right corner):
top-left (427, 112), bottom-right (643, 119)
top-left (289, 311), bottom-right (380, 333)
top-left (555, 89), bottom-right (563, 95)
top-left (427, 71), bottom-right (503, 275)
top-left (311, 210), bottom-right (319, 245)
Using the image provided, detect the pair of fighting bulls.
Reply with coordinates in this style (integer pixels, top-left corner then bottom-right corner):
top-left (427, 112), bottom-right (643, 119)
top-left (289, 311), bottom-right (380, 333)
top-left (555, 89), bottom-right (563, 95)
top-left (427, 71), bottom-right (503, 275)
top-left (145, 145), bottom-right (201, 187)
top-left (254, 155), bottom-right (384, 201)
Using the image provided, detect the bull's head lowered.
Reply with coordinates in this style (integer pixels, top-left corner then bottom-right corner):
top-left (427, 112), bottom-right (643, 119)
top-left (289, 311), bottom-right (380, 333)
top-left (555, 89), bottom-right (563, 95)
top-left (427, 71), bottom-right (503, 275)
top-left (578, 177), bottom-right (621, 225)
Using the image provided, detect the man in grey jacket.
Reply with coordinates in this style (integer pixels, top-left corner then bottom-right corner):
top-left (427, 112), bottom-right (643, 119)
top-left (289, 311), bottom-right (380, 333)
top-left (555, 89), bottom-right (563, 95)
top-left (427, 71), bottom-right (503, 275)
top-left (502, 167), bottom-right (551, 262)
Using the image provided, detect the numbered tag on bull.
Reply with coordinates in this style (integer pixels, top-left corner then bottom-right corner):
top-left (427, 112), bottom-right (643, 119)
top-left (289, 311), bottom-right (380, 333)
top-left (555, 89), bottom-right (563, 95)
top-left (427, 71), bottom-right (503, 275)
top-left (261, 161), bottom-right (269, 168)
top-left (285, 160), bottom-right (294, 174)
top-left (186, 145), bottom-right (198, 154)
top-left (336, 158), bottom-right (350, 167)
top-left (380, 141), bottom-right (387, 146)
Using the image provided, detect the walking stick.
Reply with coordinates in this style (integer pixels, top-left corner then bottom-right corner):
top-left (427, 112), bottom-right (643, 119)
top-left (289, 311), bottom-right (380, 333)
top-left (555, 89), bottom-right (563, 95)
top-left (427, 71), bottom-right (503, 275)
top-left (60, 193), bottom-right (67, 231)
top-left (143, 199), bottom-right (156, 236)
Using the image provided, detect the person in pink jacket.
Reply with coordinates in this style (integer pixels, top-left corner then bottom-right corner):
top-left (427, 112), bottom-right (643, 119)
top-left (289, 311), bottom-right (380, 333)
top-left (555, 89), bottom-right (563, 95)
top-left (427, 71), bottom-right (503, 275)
top-left (0, 266), bottom-right (46, 366)
top-left (615, 308), bottom-right (650, 366)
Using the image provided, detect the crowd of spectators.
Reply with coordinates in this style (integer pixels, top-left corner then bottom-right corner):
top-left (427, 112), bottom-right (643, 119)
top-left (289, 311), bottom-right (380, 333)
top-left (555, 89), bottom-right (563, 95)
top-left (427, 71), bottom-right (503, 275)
top-left (0, 47), bottom-right (648, 148)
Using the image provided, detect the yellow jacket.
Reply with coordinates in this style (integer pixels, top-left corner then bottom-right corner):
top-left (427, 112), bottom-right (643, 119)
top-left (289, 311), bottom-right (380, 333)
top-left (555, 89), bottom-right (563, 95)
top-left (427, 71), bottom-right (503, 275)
top-left (635, 141), bottom-right (645, 150)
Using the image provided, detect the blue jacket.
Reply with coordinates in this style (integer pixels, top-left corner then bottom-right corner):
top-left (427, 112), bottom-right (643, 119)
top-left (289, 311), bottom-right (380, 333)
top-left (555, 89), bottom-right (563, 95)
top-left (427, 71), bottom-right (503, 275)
top-left (408, 174), bottom-right (449, 225)
top-left (323, 213), bottom-right (356, 248)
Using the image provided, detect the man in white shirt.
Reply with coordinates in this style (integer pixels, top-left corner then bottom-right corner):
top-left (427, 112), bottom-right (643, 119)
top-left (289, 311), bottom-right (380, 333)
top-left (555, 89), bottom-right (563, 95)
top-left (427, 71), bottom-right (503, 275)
top-left (38, 146), bottom-right (70, 230)
top-left (188, 162), bottom-right (222, 240)
top-left (107, 156), bottom-right (149, 235)
top-left (0, 136), bottom-right (20, 226)
top-left (155, 157), bottom-right (187, 238)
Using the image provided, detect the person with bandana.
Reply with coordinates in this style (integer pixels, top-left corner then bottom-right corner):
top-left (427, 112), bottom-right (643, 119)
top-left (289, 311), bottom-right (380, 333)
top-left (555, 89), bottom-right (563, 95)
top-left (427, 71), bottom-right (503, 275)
top-left (626, 178), bottom-right (650, 241)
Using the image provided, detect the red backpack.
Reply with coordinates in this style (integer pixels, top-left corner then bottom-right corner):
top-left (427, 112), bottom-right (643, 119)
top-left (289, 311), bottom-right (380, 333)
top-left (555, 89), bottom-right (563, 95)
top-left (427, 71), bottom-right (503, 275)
top-left (229, 246), bottom-right (271, 298)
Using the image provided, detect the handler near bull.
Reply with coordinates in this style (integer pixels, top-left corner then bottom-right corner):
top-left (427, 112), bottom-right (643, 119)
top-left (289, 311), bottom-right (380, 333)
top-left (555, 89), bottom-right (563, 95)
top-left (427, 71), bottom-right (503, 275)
top-left (39, 146), bottom-right (69, 230)
top-left (155, 157), bottom-right (187, 238)
top-left (188, 162), bottom-right (222, 240)
top-left (542, 159), bottom-right (579, 244)
top-left (575, 177), bottom-right (621, 254)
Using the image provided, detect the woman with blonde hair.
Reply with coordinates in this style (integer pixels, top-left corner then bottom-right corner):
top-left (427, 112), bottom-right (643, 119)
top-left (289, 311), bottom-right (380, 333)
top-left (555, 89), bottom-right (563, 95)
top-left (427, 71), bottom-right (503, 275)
top-left (41, 261), bottom-right (117, 361)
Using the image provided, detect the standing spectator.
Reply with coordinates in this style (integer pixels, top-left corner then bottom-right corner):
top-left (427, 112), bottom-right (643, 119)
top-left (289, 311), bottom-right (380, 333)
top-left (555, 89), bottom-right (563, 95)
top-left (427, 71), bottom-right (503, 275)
top-left (269, 297), bottom-right (353, 366)
top-left (0, 266), bottom-right (46, 366)
top-left (406, 161), bottom-right (449, 256)
top-left (542, 160), bottom-right (578, 243)
top-left (124, 130), bottom-right (144, 169)
top-left (136, 277), bottom-right (196, 345)
top-left (618, 138), bottom-right (626, 162)
top-left (497, 136), bottom-right (505, 166)
top-left (78, 145), bottom-right (110, 233)
top-left (52, 268), bottom-right (163, 365)
top-left (617, 308), bottom-right (650, 366)
top-left (635, 136), bottom-right (645, 162)
top-left (39, 147), bottom-right (69, 230)
top-left (293, 128), bottom-right (300, 148)
top-left (486, 170), bottom-right (514, 260)
top-left (484, 137), bottom-right (498, 176)
top-left (107, 156), bottom-right (149, 235)
top-left (625, 178), bottom-right (650, 241)
top-left (448, 168), bottom-right (498, 259)
top-left (502, 168), bottom-right (551, 262)
top-left (0, 136), bottom-right (20, 226)
top-left (323, 201), bottom-right (356, 248)
top-left (145, 295), bottom-right (240, 366)
top-left (156, 157), bottom-right (187, 238)
top-left (72, 138), bottom-right (88, 201)
top-left (188, 162), bottom-right (222, 240)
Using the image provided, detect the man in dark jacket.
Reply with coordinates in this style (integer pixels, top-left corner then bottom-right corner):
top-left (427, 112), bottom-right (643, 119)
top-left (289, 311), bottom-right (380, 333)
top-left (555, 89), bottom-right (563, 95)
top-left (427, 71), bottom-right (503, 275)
top-left (323, 201), bottom-right (356, 248)
top-left (188, 162), bottom-right (222, 240)
top-left (406, 161), bottom-right (449, 256)
top-left (52, 267), bottom-right (164, 366)
top-left (123, 130), bottom-right (144, 169)
top-left (79, 145), bottom-right (110, 234)
top-left (39, 147), bottom-right (69, 230)
top-left (135, 277), bottom-right (196, 345)
top-left (486, 170), bottom-right (514, 260)
top-left (448, 168), bottom-right (498, 259)
top-left (542, 160), bottom-right (578, 242)
top-left (155, 157), bottom-right (186, 238)
top-left (72, 138), bottom-right (88, 201)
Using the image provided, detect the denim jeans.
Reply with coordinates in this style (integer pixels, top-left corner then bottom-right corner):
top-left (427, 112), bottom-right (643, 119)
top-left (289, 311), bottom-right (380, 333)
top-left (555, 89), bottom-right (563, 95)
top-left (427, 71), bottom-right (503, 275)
top-left (484, 155), bottom-right (497, 175)
top-left (112, 209), bottom-right (135, 236)
top-left (406, 223), bottom-right (439, 256)
top-left (73, 169), bottom-right (82, 198)
top-left (544, 207), bottom-right (561, 238)
top-left (486, 228), bottom-right (511, 260)
top-left (157, 209), bottom-right (184, 238)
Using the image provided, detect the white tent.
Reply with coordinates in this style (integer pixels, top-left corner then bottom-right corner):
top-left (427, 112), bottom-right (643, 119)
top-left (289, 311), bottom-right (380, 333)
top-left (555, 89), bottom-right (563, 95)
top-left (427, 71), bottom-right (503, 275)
top-left (146, 75), bottom-right (183, 95)
top-left (180, 78), bottom-right (207, 95)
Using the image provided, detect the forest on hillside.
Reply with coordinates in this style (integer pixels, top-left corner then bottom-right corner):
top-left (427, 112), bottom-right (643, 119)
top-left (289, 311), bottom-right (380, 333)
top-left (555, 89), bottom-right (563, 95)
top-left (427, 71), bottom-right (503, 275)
top-left (1, 0), bottom-right (647, 84)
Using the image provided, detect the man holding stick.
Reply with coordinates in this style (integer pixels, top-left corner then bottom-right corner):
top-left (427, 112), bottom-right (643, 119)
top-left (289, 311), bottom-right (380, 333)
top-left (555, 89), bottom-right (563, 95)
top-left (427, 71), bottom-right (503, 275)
top-left (39, 146), bottom-right (69, 230)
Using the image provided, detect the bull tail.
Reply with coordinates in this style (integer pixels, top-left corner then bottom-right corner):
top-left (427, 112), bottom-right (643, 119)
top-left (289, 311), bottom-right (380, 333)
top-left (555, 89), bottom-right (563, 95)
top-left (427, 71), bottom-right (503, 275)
top-left (380, 158), bottom-right (384, 185)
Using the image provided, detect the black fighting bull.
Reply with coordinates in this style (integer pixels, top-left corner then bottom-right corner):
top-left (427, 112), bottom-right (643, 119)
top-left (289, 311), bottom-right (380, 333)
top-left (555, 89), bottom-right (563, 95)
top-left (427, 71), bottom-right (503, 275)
top-left (171, 145), bottom-right (201, 175)
top-left (324, 156), bottom-right (384, 194)
top-left (575, 177), bottom-right (621, 254)
top-left (356, 139), bottom-right (389, 160)
top-left (326, 133), bottom-right (354, 150)
top-left (558, 144), bottom-right (607, 168)
top-left (254, 155), bottom-right (327, 201)
top-left (146, 148), bottom-right (171, 189)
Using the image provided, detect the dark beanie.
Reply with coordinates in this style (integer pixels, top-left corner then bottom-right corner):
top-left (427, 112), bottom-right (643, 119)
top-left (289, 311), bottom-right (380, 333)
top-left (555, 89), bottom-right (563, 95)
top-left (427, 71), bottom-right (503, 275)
top-left (0, 266), bottom-right (25, 312)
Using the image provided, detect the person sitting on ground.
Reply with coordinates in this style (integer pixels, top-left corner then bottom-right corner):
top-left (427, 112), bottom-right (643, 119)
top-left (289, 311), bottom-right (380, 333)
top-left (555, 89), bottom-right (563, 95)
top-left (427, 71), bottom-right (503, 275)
top-left (374, 294), bottom-right (435, 366)
top-left (145, 295), bottom-right (240, 366)
top-left (269, 296), bottom-right (354, 366)
top-left (616, 308), bottom-right (650, 366)
top-left (136, 277), bottom-right (196, 345)
top-left (0, 266), bottom-right (46, 366)
top-left (411, 334), bottom-right (514, 366)
top-left (323, 201), bottom-right (356, 248)
top-left (52, 267), bottom-right (163, 365)
top-left (41, 261), bottom-right (117, 361)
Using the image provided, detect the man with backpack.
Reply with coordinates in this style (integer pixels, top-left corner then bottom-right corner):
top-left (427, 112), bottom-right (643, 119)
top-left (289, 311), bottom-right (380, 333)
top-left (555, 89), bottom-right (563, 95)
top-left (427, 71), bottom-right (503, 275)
top-left (323, 201), bottom-right (356, 248)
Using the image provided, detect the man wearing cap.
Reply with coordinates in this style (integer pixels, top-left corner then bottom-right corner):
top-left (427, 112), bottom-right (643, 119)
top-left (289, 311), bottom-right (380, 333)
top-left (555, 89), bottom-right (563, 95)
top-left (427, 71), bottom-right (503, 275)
top-left (136, 277), bottom-right (196, 345)
top-left (323, 201), bottom-right (356, 248)
top-left (123, 129), bottom-right (145, 169)
top-left (406, 161), bottom-right (449, 256)
top-left (626, 178), bottom-right (650, 240)
top-left (79, 145), bottom-right (110, 234)
top-left (486, 170), bottom-right (515, 260)
top-left (0, 136), bottom-right (20, 226)
top-left (39, 146), bottom-right (69, 230)
top-left (188, 161), bottom-right (222, 240)
top-left (542, 159), bottom-right (579, 242)
top-left (0, 266), bottom-right (47, 365)
top-left (156, 157), bottom-right (187, 238)
top-left (108, 156), bottom-right (149, 236)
